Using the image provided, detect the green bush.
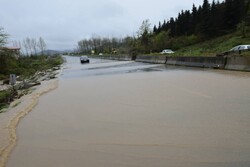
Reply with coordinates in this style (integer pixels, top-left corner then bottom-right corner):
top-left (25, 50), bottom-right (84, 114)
top-left (0, 90), bottom-right (11, 104)
top-left (0, 74), bottom-right (6, 80)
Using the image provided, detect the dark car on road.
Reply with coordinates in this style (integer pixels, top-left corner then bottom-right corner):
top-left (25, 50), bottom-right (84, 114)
top-left (80, 56), bottom-right (90, 63)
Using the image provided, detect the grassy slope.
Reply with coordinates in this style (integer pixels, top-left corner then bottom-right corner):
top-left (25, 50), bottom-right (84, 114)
top-left (173, 33), bottom-right (250, 57)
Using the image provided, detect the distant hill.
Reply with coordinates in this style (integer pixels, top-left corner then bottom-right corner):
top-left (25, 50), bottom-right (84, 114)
top-left (41, 50), bottom-right (61, 55)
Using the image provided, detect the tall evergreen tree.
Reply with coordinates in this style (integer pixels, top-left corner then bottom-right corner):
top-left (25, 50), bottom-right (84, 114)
top-left (175, 12), bottom-right (183, 36)
top-left (198, 0), bottom-right (211, 37)
top-left (153, 25), bottom-right (158, 34)
top-left (244, 0), bottom-right (250, 25)
top-left (191, 4), bottom-right (198, 34)
top-left (194, 5), bottom-right (203, 34)
top-left (158, 21), bottom-right (162, 32)
top-left (184, 10), bottom-right (192, 35)
top-left (208, 0), bottom-right (221, 36)
top-left (223, 0), bottom-right (243, 30)
top-left (162, 20), bottom-right (167, 31)
top-left (169, 17), bottom-right (176, 37)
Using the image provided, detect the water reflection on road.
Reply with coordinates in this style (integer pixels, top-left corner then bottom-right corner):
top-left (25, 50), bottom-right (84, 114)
top-left (62, 56), bottom-right (166, 79)
top-left (62, 56), bottom-right (250, 79)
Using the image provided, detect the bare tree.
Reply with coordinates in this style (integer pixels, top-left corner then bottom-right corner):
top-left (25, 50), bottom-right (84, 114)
top-left (14, 37), bottom-right (47, 56)
top-left (12, 40), bottom-right (24, 55)
top-left (137, 19), bottom-right (152, 53)
top-left (25, 37), bottom-right (33, 55)
top-left (37, 37), bottom-right (46, 55)
top-left (31, 38), bottom-right (38, 55)
top-left (77, 35), bottom-right (135, 55)
top-left (22, 39), bottom-right (29, 56)
top-left (137, 19), bottom-right (151, 38)
top-left (12, 40), bottom-right (18, 47)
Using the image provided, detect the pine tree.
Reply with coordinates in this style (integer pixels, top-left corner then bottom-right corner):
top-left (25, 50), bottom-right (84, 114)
top-left (244, 0), bottom-right (250, 25)
top-left (208, 0), bottom-right (221, 36)
top-left (153, 25), bottom-right (158, 34)
top-left (191, 4), bottom-right (198, 34)
top-left (223, 0), bottom-right (243, 30)
top-left (199, 0), bottom-right (211, 37)
top-left (184, 10), bottom-right (192, 35)
top-left (169, 17), bottom-right (176, 37)
top-left (157, 21), bottom-right (162, 33)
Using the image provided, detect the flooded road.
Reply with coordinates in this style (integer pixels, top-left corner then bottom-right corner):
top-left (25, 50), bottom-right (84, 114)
top-left (7, 56), bottom-right (250, 167)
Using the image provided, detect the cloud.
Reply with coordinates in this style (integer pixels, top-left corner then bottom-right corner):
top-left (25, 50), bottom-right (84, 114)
top-left (0, 0), bottom-right (213, 50)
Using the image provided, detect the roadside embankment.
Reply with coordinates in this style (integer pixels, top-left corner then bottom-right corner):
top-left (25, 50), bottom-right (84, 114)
top-left (0, 68), bottom-right (60, 112)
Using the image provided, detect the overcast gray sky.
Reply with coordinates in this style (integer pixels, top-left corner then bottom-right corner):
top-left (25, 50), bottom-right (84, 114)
top-left (1, 0), bottom-right (214, 50)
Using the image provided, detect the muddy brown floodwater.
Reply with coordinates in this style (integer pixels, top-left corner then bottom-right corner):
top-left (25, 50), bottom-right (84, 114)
top-left (6, 57), bottom-right (250, 167)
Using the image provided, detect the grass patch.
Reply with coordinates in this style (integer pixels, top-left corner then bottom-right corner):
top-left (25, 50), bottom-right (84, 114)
top-left (172, 33), bottom-right (250, 56)
top-left (0, 90), bottom-right (11, 112)
top-left (0, 90), bottom-right (11, 103)
top-left (0, 103), bottom-right (9, 113)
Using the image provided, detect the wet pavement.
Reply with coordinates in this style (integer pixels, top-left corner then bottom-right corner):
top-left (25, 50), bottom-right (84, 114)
top-left (7, 56), bottom-right (250, 167)
top-left (61, 56), bottom-right (207, 79)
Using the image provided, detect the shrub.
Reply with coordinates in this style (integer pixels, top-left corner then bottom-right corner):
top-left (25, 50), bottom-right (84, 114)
top-left (0, 90), bottom-right (11, 106)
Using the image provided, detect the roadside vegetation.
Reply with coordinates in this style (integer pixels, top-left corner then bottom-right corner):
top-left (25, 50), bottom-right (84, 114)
top-left (0, 54), bottom-right (63, 111)
top-left (0, 53), bottom-right (63, 111)
top-left (173, 32), bottom-right (250, 56)
top-left (76, 0), bottom-right (250, 56)
top-left (0, 50), bottom-right (63, 80)
top-left (0, 28), bottom-right (64, 112)
top-left (0, 89), bottom-right (11, 111)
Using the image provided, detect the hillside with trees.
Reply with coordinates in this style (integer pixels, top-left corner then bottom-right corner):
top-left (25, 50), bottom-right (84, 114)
top-left (77, 0), bottom-right (250, 56)
top-left (152, 0), bottom-right (250, 51)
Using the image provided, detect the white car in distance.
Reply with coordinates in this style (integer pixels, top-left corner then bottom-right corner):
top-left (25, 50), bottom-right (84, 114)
top-left (160, 49), bottom-right (175, 54)
top-left (229, 45), bottom-right (250, 52)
